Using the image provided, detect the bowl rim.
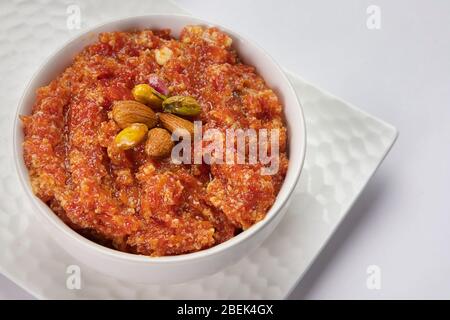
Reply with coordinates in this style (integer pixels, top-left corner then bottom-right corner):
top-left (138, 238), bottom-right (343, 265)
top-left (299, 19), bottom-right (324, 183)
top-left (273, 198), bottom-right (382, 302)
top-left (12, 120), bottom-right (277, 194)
top-left (13, 14), bottom-right (306, 264)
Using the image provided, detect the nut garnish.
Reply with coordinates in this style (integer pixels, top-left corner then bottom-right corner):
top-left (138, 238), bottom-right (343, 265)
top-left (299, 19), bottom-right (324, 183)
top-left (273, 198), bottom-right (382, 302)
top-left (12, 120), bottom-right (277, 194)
top-left (155, 47), bottom-right (173, 65)
top-left (112, 100), bottom-right (158, 129)
top-left (145, 128), bottom-right (174, 158)
top-left (132, 84), bottom-right (166, 108)
top-left (148, 74), bottom-right (169, 96)
top-left (162, 95), bottom-right (201, 116)
top-left (114, 123), bottom-right (148, 150)
top-left (159, 113), bottom-right (195, 137)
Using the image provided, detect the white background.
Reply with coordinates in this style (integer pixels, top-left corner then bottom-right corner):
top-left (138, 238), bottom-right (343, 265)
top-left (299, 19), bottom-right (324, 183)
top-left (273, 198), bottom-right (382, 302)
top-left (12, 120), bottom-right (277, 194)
top-left (1, 0), bottom-right (449, 299)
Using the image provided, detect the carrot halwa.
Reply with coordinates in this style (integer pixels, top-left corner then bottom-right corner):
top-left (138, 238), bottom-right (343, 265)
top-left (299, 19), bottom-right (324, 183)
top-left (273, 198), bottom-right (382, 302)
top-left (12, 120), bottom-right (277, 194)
top-left (21, 25), bottom-right (289, 256)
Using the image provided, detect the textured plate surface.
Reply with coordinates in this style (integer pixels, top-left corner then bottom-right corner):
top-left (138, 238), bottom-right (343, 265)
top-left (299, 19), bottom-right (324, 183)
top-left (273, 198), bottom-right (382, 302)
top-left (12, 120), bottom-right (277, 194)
top-left (0, 0), bottom-right (397, 299)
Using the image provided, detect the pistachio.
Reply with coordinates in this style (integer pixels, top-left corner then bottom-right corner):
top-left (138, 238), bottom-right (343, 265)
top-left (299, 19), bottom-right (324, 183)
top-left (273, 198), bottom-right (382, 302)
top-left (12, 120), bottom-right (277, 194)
top-left (132, 84), bottom-right (166, 108)
top-left (159, 113), bottom-right (195, 137)
top-left (112, 100), bottom-right (158, 129)
top-left (145, 128), bottom-right (174, 158)
top-left (148, 74), bottom-right (169, 96)
top-left (162, 96), bottom-right (201, 116)
top-left (114, 123), bottom-right (148, 150)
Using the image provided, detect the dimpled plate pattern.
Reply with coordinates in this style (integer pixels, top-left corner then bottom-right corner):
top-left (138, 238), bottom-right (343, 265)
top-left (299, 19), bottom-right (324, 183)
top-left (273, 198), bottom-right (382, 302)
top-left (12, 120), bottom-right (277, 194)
top-left (0, 0), bottom-right (397, 299)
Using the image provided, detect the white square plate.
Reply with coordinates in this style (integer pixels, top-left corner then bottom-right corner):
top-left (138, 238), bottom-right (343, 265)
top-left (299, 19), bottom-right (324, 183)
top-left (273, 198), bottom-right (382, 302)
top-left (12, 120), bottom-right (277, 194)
top-left (0, 0), bottom-right (397, 299)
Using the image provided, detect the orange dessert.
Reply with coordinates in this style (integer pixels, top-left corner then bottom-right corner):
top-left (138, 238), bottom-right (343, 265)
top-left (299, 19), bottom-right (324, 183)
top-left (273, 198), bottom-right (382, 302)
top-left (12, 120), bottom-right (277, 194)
top-left (21, 25), bottom-right (288, 256)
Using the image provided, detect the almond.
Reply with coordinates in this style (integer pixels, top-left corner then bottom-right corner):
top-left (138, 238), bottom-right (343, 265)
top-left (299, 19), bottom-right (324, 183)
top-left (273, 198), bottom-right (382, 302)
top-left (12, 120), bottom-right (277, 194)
top-left (112, 100), bottom-right (158, 129)
top-left (159, 113), bottom-right (194, 137)
top-left (145, 128), bottom-right (174, 158)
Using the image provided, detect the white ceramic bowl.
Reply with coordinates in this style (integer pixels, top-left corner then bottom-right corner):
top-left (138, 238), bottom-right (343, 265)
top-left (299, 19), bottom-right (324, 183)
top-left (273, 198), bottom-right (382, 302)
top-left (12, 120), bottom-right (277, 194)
top-left (13, 14), bottom-right (306, 284)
